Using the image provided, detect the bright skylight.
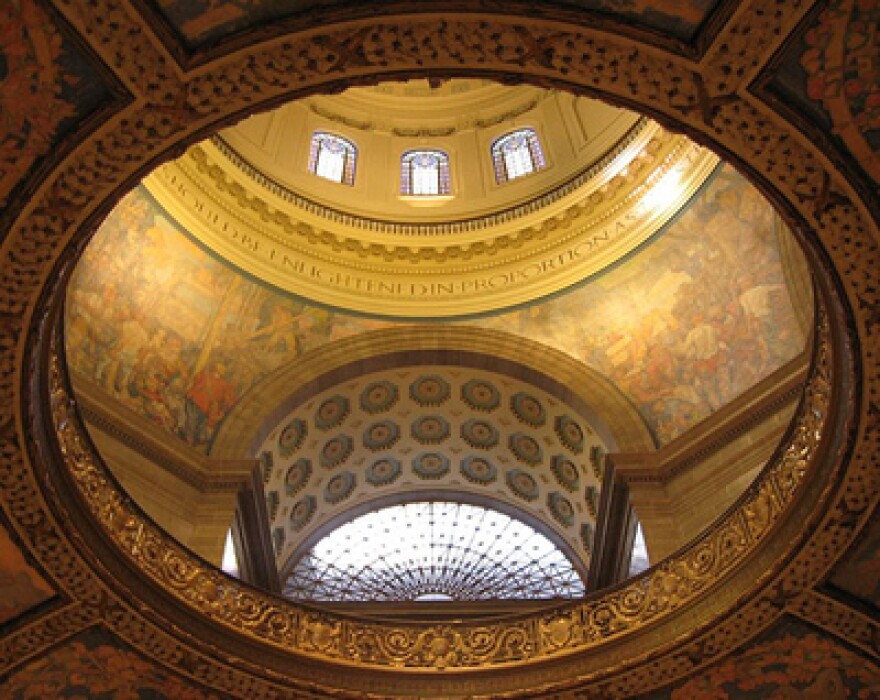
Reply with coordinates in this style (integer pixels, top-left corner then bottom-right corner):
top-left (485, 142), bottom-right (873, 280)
top-left (222, 529), bottom-right (239, 577)
top-left (283, 501), bottom-right (585, 601)
top-left (629, 521), bottom-right (649, 576)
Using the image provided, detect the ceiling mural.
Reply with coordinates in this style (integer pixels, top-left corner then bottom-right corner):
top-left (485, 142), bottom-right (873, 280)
top-left (0, 1), bottom-right (117, 209)
top-left (149, 0), bottom-right (723, 51)
top-left (557, 0), bottom-right (722, 41)
top-left (1, 626), bottom-right (225, 699)
top-left (66, 163), bottom-right (809, 450)
top-left (0, 524), bottom-right (55, 625)
top-left (662, 617), bottom-right (880, 700)
top-left (765, 0), bottom-right (879, 184)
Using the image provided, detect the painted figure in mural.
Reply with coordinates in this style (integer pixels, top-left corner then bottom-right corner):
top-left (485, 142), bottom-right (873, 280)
top-left (184, 358), bottom-right (237, 445)
top-left (681, 310), bottom-right (728, 411)
top-left (128, 331), bottom-right (189, 432)
top-left (66, 167), bottom-right (809, 449)
top-left (103, 307), bottom-right (151, 398)
top-left (249, 299), bottom-right (303, 358)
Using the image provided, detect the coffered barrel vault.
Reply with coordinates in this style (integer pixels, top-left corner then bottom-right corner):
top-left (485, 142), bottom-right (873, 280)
top-left (258, 366), bottom-right (609, 582)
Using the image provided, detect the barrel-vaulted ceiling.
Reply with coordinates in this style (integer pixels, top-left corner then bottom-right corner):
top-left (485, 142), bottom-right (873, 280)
top-left (257, 365), bottom-right (610, 579)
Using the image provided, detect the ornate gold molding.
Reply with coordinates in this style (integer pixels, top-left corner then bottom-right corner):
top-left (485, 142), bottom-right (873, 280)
top-left (612, 352), bottom-right (810, 486)
top-left (145, 122), bottom-right (718, 318)
top-left (0, 603), bottom-right (98, 677)
top-left (73, 374), bottom-right (256, 494)
top-left (209, 117), bottom-right (650, 237)
top-left (209, 326), bottom-right (657, 459)
top-left (50, 311), bottom-right (831, 670)
top-left (792, 590), bottom-right (880, 663)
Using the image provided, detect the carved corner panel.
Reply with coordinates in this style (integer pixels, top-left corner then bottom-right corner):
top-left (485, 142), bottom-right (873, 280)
top-left (0, 0), bottom-right (876, 697)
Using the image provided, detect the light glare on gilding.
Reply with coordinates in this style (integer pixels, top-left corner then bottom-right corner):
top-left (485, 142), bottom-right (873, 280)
top-left (640, 169), bottom-right (683, 213)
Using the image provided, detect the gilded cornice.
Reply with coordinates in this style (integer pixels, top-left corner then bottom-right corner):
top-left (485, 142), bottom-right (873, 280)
top-left (210, 117), bottom-right (651, 237)
top-left (308, 96), bottom-right (545, 135)
top-left (209, 326), bottom-right (657, 459)
top-left (72, 373), bottom-right (256, 494)
top-left (49, 309), bottom-right (834, 670)
top-left (303, 79), bottom-right (549, 135)
top-left (145, 121), bottom-right (719, 317)
top-left (611, 353), bottom-right (810, 486)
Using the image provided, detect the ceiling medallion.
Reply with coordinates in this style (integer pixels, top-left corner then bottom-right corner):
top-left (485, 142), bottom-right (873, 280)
top-left (145, 123), bottom-right (718, 318)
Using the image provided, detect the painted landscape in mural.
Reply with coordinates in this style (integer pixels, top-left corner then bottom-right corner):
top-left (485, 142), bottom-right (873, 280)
top-left (2, 627), bottom-right (225, 699)
top-left (66, 165), bottom-right (807, 449)
top-left (0, 524), bottom-right (55, 624)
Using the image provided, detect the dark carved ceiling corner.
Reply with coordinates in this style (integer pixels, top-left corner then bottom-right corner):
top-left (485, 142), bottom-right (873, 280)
top-left (0, 0), bottom-right (877, 697)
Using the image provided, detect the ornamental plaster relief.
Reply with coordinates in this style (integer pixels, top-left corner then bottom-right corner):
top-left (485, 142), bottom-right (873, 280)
top-left (145, 124), bottom-right (718, 317)
top-left (0, 1), bottom-right (876, 697)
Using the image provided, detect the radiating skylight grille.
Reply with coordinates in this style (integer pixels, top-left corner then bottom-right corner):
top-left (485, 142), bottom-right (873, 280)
top-left (283, 501), bottom-right (585, 601)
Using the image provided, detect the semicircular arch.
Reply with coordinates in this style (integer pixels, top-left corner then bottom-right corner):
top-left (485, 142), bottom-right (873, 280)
top-left (210, 325), bottom-right (656, 459)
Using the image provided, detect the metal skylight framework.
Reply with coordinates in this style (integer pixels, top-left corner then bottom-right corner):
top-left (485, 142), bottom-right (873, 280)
top-left (282, 501), bottom-right (585, 601)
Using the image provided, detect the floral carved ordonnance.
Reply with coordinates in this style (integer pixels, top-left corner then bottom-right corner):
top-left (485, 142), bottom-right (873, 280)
top-left (0, 0), bottom-right (874, 696)
top-left (49, 308), bottom-right (833, 671)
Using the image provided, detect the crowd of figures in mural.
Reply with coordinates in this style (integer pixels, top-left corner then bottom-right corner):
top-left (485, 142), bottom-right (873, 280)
top-left (66, 165), bottom-right (808, 449)
top-left (479, 165), bottom-right (808, 443)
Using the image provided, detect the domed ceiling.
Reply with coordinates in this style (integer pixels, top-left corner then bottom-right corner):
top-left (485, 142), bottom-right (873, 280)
top-left (66, 154), bottom-right (810, 451)
top-left (5, 2), bottom-right (876, 696)
top-left (63, 79), bottom-right (813, 605)
top-left (145, 80), bottom-right (718, 316)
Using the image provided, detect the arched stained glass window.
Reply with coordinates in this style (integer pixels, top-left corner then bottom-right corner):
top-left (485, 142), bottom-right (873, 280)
top-left (400, 150), bottom-right (451, 196)
top-left (491, 128), bottom-right (546, 183)
top-left (308, 132), bottom-right (357, 185)
top-left (282, 501), bottom-right (585, 602)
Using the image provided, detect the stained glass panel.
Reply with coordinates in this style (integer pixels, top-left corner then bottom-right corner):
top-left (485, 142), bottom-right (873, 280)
top-left (491, 128), bottom-right (546, 183)
top-left (401, 150), bottom-right (451, 196)
top-left (308, 132), bottom-right (356, 185)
